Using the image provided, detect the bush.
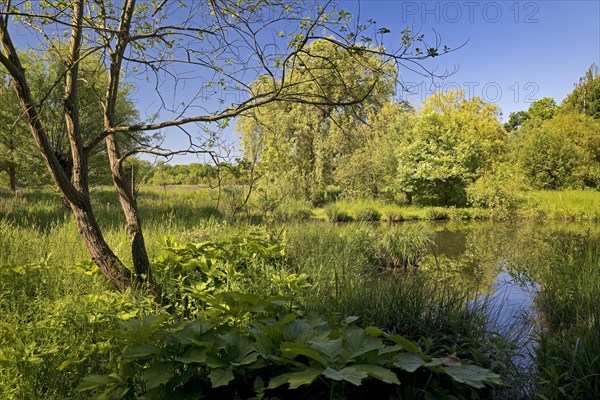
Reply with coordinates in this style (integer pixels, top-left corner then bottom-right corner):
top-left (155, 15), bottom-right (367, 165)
top-left (467, 168), bottom-right (526, 220)
top-left (355, 208), bottom-right (381, 222)
top-left (424, 208), bottom-right (449, 221)
top-left (325, 206), bottom-right (354, 222)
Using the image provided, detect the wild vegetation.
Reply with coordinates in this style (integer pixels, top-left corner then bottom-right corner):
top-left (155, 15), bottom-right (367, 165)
top-left (1, 1), bottom-right (599, 399)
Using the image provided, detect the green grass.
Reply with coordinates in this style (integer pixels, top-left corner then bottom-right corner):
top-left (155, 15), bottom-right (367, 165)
top-left (530, 235), bottom-right (600, 399)
top-left (522, 190), bottom-right (600, 221)
top-left (3, 186), bottom-right (600, 398)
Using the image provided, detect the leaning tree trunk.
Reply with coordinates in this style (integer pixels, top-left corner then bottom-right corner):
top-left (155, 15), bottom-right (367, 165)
top-left (70, 196), bottom-right (136, 291)
top-left (0, 0), bottom-right (159, 301)
top-left (100, 0), bottom-right (158, 300)
top-left (105, 134), bottom-right (154, 287)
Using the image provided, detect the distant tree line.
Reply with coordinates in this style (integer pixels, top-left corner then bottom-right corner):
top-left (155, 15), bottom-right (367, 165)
top-left (236, 61), bottom-right (600, 207)
top-left (2, 43), bottom-right (599, 208)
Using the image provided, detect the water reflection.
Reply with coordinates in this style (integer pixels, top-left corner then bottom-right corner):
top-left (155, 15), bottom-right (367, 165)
top-left (414, 220), bottom-right (599, 364)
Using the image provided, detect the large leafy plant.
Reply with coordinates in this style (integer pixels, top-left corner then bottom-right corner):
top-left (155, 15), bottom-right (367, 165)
top-left (78, 291), bottom-right (501, 399)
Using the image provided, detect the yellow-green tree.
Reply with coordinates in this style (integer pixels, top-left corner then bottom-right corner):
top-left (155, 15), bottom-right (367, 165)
top-left (517, 112), bottom-right (600, 189)
top-left (238, 39), bottom-right (396, 203)
top-left (395, 91), bottom-right (506, 206)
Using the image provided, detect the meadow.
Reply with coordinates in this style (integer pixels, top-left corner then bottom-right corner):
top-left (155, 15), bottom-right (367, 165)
top-left (1, 186), bottom-right (599, 399)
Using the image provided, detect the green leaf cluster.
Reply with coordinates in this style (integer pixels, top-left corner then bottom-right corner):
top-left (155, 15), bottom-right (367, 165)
top-left (78, 291), bottom-right (502, 400)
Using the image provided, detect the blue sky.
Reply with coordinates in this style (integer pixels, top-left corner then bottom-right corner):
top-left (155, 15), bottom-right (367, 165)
top-left (348, 0), bottom-right (600, 116)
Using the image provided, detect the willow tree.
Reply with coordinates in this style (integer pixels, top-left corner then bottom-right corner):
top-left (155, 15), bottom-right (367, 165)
top-left (238, 39), bottom-right (397, 202)
top-left (0, 0), bottom-right (451, 299)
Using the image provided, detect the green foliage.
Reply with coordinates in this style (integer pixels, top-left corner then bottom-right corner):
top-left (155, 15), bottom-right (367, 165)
top-left (516, 112), bottom-right (600, 189)
top-left (526, 97), bottom-right (558, 125)
top-left (355, 208), bottom-right (382, 222)
top-left (514, 234), bottom-right (600, 399)
top-left (310, 185), bottom-right (343, 207)
top-left (147, 162), bottom-right (225, 186)
top-left (0, 48), bottom-right (140, 189)
top-left (78, 291), bottom-right (501, 400)
top-left (396, 91), bottom-right (506, 206)
top-left (424, 208), bottom-right (450, 221)
top-left (0, 262), bottom-right (155, 400)
top-left (238, 39), bottom-right (396, 202)
top-left (272, 200), bottom-right (313, 222)
top-left (562, 64), bottom-right (600, 120)
top-left (504, 110), bottom-right (530, 132)
top-left (467, 165), bottom-right (527, 219)
top-left (153, 227), bottom-right (287, 317)
top-left (325, 206), bottom-right (354, 222)
top-left (375, 225), bottom-right (432, 268)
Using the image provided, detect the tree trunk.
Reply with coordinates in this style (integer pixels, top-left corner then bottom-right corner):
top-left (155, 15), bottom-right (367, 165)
top-left (70, 196), bottom-right (136, 291)
top-left (106, 135), bottom-right (153, 285)
top-left (8, 162), bottom-right (16, 191)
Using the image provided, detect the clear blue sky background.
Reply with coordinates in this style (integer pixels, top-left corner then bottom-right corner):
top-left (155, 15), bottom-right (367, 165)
top-left (351, 0), bottom-right (600, 116)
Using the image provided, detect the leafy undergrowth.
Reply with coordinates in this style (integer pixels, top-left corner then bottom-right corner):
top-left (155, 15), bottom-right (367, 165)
top-left (79, 228), bottom-right (503, 399)
top-left (0, 262), bottom-right (156, 400)
top-left (79, 292), bottom-right (502, 400)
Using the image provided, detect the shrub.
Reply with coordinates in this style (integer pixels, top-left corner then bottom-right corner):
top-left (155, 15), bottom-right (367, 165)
top-left (467, 168), bottom-right (526, 220)
top-left (355, 208), bottom-right (382, 222)
top-left (424, 208), bottom-right (449, 221)
top-left (325, 206), bottom-right (354, 222)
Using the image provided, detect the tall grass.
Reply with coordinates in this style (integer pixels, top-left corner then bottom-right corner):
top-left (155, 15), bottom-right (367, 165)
top-left (0, 262), bottom-right (156, 399)
top-left (533, 236), bottom-right (600, 399)
top-left (523, 190), bottom-right (600, 221)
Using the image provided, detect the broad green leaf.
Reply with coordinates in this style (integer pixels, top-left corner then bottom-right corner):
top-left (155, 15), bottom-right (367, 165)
top-left (281, 342), bottom-right (326, 365)
top-left (76, 374), bottom-right (121, 391)
top-left (268, 365), bottom-right (326, 389)
top-left (143, 362), bottom-right (175, 390)
top-left (386, 334), bottom-right (421, 355)
top-left (231, 351), bottom-right (260, 366)
top-left (364, 326), bottom-right (385, 337)
top-left (443, 364), bottom-right (502, 389)
top-left (310, 338), bottom-right (343, 363)
top-left (393, 353), bottom-right (426, 372)
top-left (353, 364), bottom-right (400, 385)
top-left (209, 368), bottom-right (234, 388)
top-left (323, 366), bottom-right (368, 386)
top-left (175, 347), bottom-right (206, 364)
top-left (123, 344), bottom-right (161, 359)
top-left (342, 328), bottom-right (384, 360)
